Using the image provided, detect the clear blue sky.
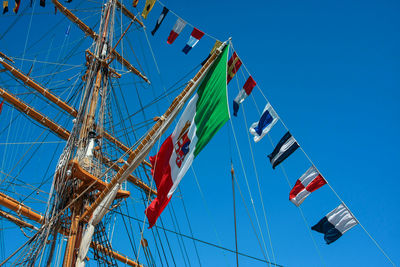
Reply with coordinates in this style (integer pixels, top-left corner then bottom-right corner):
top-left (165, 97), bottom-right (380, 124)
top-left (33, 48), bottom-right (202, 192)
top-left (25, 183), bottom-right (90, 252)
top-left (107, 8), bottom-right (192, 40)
top-left (0, 0), bottom-right (399, 266)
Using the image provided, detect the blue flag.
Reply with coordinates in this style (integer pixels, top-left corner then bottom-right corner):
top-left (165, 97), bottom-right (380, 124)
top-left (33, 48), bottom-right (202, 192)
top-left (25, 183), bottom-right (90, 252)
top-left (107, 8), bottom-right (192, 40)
top-left (249, 103), bottom-right (278, 142)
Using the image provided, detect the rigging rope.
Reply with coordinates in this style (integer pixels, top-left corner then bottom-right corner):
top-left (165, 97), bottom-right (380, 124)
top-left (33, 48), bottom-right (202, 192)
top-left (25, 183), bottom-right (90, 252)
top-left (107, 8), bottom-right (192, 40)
top-left (233, 41), bottom-right (395, 266)
top-left (107, 207), bottom-right (284, 266)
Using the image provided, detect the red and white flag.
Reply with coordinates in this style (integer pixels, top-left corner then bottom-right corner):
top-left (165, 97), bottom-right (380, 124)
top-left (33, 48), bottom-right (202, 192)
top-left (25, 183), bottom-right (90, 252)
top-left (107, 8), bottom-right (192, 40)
top-left (182, 28), bottom-right (204, 54)
top-left (233, 76), bottom-right (256, 116)
top-left (289, 166), bottom-right (326, 206)
top-left (167, 18), bottom-right (186, 44)
top-left (227, 52), bottom-right (242, 84)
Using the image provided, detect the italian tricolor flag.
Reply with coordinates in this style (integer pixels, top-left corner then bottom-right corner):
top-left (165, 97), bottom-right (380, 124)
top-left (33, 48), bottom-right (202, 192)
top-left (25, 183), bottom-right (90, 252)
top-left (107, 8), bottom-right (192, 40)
top-left (145, 46), bottom-right (230, 228)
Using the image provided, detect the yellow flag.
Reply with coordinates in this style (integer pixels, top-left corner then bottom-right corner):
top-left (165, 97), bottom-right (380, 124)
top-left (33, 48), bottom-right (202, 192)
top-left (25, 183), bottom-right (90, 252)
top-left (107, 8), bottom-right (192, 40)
top-left (142, 0), bottom-right (156, 19)
top-left (210, 40), bottom-right (222, 55)
top-left (3, 0), bottom-right (8, 14)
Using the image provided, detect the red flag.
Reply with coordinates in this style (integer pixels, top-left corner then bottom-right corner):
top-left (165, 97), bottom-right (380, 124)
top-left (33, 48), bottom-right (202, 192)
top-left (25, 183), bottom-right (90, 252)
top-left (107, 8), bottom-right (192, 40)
top-left (0, 100), bottom-right (4, 115)
top-left (13, 0), bottom-right (20, 13)
top-left (243, 76), bottom-right (256, 95)
top-left (227, 52), bottom-right (242, 84)
top-left (145, 136), bottom-right (174, 228)
top-left (132, 0), bottom-right (138, 7)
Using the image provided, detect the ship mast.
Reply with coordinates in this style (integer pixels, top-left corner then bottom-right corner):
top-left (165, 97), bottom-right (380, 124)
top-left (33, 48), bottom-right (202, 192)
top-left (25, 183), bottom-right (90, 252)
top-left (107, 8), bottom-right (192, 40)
top-left (62, 1), bottom-right (118, 265)
top-left (0, 0), bottom-right (227, 265)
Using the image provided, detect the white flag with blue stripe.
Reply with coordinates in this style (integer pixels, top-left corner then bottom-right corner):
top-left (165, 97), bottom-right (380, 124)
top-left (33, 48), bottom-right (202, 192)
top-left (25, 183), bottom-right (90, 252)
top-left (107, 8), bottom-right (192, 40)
top-left (249, 103), bottom-right (278, 142)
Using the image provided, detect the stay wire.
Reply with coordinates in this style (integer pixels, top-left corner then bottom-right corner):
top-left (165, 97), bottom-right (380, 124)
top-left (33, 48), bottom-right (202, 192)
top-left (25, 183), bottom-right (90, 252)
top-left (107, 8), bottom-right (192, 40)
top-left (231, 41), bottom-right (277, 266)
top-left (191, 167), bottom-right (230, 267)
top-left (170, 204), bottom-right (192, 266)
top-left (177, 188), bottom-right (202, 266)
top-left (167, 205), bottom-right (189, 267)
top-left (230, 42), bottom-right (326, 265)
top-left (232, 40), bottom-right (395, 266)
top-left (104, 206), bottom-right (284, 266)
top-left (228, 118), bottom-right (271, 266)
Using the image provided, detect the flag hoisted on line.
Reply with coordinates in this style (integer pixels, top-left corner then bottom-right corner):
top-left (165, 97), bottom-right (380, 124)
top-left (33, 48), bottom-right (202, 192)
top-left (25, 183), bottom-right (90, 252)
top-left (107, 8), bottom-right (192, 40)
top-left (289, 166), bottom-right (326, 206)
top-left (167, 18), bottom-right (186, 44)
top-left (311, 204), bottom-right (358, 244)
top-left (227, 52), bottom-right (242, 84)
top-left (145, 45), bottom-right (230, 228)
top-left (233, 76), bottom-right (256, 116)
top-left (2, 0), bottom-right (8, 14)
top-left (0, 100), bottom-right (4, 115)
top-left (151, 6), bottom-right (169, 36)
top-left (182, 28), bottom-right (205, 54)
top-left (132, 0), bottom-right (139, 8)
top-left (201, 40), bottom-right (222, 66)
top-left (268, 131), bottom-right (299, 169)
top-left (249, 103), bottom-right (278, 142)
top-left (13, 0), bottom-right (20, 13)
top-left (142, 0), bottom-right (156, 19)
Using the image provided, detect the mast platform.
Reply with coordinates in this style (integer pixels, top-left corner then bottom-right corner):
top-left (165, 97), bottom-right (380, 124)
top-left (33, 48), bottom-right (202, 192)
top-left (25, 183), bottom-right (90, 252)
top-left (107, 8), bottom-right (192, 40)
top-left (67, 160), bottom-right (130, 199)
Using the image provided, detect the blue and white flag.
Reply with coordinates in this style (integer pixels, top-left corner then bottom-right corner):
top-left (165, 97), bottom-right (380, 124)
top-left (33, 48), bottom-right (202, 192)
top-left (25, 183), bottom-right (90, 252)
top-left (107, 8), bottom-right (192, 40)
top-left (311, 204), bottom-right (358, 244)
top-left (267, 131), bottom-right (299, 169)
top-left (249, 103), bottom-right (278, 142)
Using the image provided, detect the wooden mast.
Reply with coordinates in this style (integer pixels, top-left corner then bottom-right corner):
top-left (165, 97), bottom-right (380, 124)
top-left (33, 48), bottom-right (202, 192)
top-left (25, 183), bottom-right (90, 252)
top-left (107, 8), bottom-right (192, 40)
top-left (0, 193), bottom-right (142, 266)
top-left (1, 0), bottom-right (226, 265)
top-left (63, 2), bottom-right (114, 264)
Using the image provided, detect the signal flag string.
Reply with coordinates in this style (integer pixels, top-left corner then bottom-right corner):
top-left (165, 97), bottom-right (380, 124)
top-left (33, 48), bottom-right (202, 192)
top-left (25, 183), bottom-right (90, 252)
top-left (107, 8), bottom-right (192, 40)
top-left (228, 40), bottom-right (396, 267)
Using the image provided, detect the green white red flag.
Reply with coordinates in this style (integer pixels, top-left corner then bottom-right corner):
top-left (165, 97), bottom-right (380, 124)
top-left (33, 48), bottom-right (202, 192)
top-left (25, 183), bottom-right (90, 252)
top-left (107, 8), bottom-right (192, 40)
top-left (145, 45), bottom-right (230, 228)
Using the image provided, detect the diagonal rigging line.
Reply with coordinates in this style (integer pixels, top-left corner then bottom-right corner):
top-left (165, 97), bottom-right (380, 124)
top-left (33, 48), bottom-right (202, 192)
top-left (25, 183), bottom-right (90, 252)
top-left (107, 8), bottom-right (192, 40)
top-left (233, 49), bottom-right (278, 266)
top-left (107, 207), bottom-right (284, 267)
top-left (229, 118), bottom-right (271, 265)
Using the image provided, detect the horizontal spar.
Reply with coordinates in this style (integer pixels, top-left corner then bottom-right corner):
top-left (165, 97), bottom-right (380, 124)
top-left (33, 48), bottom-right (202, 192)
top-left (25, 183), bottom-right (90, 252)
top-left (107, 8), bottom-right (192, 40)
top-left (0, 194), bottom-right (142, 267)
top-left (52, 0), bottom-right (149, 83)
top-left (0, 86), bottom-right (155, 195)
top-left (0, 52), bottom-right (153, 170)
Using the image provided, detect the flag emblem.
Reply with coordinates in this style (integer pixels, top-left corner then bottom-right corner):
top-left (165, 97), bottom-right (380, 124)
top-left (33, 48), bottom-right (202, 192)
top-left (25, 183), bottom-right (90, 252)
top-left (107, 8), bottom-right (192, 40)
top-left (174, 121), bottom-right (192, 168)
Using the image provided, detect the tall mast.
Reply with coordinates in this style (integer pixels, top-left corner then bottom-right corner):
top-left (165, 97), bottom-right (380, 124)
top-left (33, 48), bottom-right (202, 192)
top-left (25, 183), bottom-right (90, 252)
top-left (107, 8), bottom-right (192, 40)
top-left (63, 1), bottom-right (116, 265)
top-left (0, 0), bottom-right (226, 265)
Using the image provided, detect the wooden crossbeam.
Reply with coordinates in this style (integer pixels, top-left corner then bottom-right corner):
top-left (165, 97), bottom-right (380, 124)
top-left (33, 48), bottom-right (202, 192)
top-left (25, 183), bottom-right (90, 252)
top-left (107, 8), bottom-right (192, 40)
top-left (0, 56), bottom-right (78, 117)
top-left (51, 0), bottom-right (149, 83)
top-left (115, 0), bottom-right (144, 27)
top-left (0, 86), bottom-right (155, 195)
top-left (0, 194), bottom-right (141, 267)
top-left (0, 54), bottom-right (152, 168)
top-left (0, 87), bottom-right (71, 140)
